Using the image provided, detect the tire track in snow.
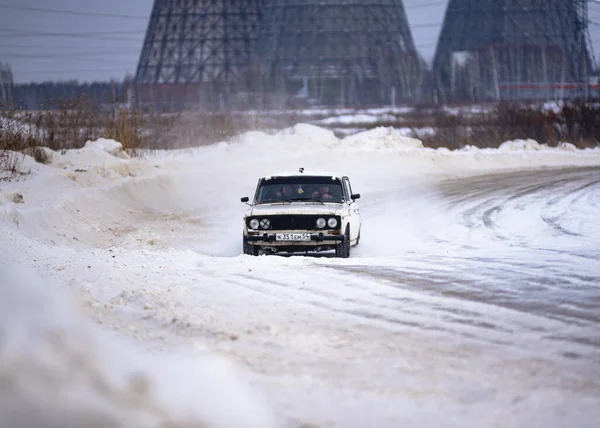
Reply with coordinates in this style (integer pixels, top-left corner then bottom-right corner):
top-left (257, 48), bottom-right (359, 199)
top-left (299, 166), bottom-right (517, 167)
top-left (221, 262), bottom-right (589, 358)
top-left (440, 167), bottom-right (600, 240)
top-left (371, 166), bottom-right (600, 357)
top-left (539, 177), bottom-right (600, 237)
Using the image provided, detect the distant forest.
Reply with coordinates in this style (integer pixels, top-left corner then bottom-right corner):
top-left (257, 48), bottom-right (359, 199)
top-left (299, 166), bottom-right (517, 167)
top-left (11, 76), bottom-right (134, 110)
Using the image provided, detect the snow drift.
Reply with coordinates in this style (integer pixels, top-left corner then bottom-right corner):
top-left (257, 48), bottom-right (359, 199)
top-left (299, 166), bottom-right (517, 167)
top-left (0, 262), bottom-right (277, 428)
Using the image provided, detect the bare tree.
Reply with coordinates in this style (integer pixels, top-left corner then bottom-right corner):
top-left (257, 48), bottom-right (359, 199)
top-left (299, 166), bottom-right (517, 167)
top-left (0, 62), bottom-right (14, 108)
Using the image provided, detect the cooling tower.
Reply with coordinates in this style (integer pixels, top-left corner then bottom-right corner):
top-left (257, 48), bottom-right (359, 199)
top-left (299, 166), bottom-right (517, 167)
top-left (432, 0), bottom-right (594, 103)
top-left (253, 0), bottom-right (425, 108)
top-left (134, 0), bottom-right (268, 108)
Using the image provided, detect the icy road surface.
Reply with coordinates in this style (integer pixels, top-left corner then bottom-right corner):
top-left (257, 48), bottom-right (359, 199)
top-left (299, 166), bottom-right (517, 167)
top-left (1, 128), bottom-right (600, 428)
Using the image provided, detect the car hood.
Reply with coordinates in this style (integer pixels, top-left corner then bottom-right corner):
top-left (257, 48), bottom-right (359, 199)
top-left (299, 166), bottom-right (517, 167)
top-left (249, 203), bottom-right (345, 217)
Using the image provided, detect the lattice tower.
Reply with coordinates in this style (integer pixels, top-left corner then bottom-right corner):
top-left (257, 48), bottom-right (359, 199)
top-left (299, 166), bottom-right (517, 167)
top-left (432, 0), bottom-right (595, 103)
top-left (134, 0), bottom-right (267, 108)
top-left (253, 0), bottom-right (425, 108)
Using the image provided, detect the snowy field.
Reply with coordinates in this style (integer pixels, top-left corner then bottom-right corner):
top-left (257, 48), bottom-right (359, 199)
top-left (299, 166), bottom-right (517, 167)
top-left (1, 125), bottom-right (600, 428)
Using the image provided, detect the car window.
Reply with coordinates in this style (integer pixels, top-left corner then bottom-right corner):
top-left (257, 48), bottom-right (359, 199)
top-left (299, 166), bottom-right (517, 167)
top-left (255, 176), bottom-right (344, 203)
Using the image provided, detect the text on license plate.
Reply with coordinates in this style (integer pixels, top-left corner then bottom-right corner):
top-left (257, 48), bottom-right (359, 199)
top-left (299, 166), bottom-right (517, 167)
top-left (276, 233), bottom-right (311, 242)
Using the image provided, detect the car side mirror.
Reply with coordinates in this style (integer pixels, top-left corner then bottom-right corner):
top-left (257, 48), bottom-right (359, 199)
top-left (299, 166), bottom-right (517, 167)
top-left (351, 193), bottom-right (361, 200)
top-left (241, 197), bottom-right (249, 203)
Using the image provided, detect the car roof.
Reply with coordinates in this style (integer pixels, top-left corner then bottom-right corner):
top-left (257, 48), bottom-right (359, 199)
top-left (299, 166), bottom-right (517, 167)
top-left (262, 169), bottom-right (343, 179)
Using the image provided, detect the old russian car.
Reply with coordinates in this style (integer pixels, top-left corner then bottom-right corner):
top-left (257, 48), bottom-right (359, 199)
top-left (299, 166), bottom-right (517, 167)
top-left (240, 168), bottom-right (361, 258)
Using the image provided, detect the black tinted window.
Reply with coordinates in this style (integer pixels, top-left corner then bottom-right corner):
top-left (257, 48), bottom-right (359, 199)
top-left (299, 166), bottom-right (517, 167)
top-left (256, 176), bottom-right (344, 203)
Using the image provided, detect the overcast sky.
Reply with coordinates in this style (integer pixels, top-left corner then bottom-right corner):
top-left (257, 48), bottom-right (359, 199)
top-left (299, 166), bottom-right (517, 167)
top-left (0, 0), bottom-right (599, 84)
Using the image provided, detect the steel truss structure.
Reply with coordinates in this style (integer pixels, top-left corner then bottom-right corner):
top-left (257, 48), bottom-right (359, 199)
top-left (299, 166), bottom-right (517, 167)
top-left (134, 0), bottom-right (267, 108)
top-left (252, 0), bottom-right (425, 108)
top-left (432, 0), bottom-right (596, 103)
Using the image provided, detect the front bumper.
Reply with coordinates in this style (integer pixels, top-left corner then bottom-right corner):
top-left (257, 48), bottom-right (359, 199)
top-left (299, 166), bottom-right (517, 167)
top-left (246, 232), bottom-right (345, 243)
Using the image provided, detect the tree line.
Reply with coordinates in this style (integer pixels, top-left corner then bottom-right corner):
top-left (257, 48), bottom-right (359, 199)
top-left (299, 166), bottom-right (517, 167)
top-left (10, 76), bottom-right (134, 110)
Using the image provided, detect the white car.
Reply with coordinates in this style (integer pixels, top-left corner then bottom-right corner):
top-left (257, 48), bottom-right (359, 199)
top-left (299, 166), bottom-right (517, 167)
top-left (240, 168), bottom-right (361, 257)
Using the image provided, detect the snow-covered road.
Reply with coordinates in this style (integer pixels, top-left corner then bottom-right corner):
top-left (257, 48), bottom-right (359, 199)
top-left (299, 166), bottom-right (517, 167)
top-left (1, 126), bottom-right (600, 428)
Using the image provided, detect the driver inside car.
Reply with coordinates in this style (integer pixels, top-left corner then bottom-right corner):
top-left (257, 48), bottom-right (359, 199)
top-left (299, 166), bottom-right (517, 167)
top-left (277, 184), bottom-right (301, 199)
top-left (312, 185), bottom-right (333, 201)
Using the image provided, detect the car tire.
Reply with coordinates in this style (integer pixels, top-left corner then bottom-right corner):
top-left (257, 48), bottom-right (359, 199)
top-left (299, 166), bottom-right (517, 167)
top-left (243, 236), bottom-right (259, 256)
top-left (335, 226), bottom-right (350, 258)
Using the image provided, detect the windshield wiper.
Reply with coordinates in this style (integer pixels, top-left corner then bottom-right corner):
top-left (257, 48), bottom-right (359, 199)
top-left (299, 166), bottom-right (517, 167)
top-left (258, 199), bottom-right (291, 204)
top-left (258, 198), bottom-right (327, 204)
top-left (289, 198), bottom-right (325, 204)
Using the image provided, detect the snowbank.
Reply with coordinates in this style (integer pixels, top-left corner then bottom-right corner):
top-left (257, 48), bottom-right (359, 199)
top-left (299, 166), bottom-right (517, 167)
top-left (83, 138), bottom-right (131, 159)
top-left (341, 126), bottom-right (424, 150)
top-left (232, 123), bottom-right (341, 153)
top-left (54, 138), bottom-right (133, 169)
top-left (196, 124), bottom-right (599, 162)
top-left (498, 138), bottom-right (544, 151)
top-left (498, 139), bottom-right (583, 152)
top-left (136, 123), bottom-right (600, 167)
top-left (0, 262), bottom-right (277, 428)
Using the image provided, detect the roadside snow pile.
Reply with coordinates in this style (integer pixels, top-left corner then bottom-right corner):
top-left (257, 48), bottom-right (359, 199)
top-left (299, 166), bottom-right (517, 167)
top-left (557, 142), bottom-right (578, 151)
top-left (1, 138), bottom-right (153, 204)
top-left (498, 139), bottom-right (544, 151)
top-left (188, 123), bottom-right (432, 159)
top-left (0, 263), bottom-right (277, 428)
top-left (233, 123), bottom-right (341, 154)
top-left (0, 138), bottom-right (163, 247)
top-left (158, 123), bottom-right (338, 162)
top-left (83, 138), bottom-right (131, 159)
top-left (54, 138), bottom-right (134, 172)
top-left (189, 124), bottom-right (424, 161)
top-left (147, 123), bottom-right (600, 171)
top-left (498, 139), bottom-right (589, 152)
top-left (341, 127), bottom-right (424, 151)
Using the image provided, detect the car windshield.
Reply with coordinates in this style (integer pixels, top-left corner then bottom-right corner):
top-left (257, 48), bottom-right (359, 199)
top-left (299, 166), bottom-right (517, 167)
top-left (255, 176), bottom-right (344, 204)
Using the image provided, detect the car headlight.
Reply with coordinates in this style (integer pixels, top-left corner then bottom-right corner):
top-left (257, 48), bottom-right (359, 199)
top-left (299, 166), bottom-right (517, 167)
top-left (249, 219), bottom-right (259, 230)
top-left (260, 218), bottom-right (271, 229)
top-left (316, 218), bottom-right (326, 228)
top-left (327, 217), bottom-right (338, 228)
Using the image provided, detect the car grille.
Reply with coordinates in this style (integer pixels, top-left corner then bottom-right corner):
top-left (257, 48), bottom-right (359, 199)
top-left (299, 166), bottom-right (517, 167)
top-left (248, 214), bottom-right (340, 231)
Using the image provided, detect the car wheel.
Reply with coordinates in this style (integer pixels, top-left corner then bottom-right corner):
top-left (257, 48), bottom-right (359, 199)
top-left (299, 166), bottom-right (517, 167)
top-left (243, 236), bottom-right (259, 256)
top-left (335, 226), bottom-right (350, 258)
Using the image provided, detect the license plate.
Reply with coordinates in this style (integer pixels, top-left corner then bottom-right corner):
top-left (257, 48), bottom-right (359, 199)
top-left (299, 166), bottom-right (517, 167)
top-left (276, 233), bottom-right (311, 242)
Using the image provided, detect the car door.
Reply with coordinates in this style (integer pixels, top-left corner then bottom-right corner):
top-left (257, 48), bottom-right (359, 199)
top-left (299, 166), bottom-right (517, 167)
top-left (342, 176), bottom-right (360, 242)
